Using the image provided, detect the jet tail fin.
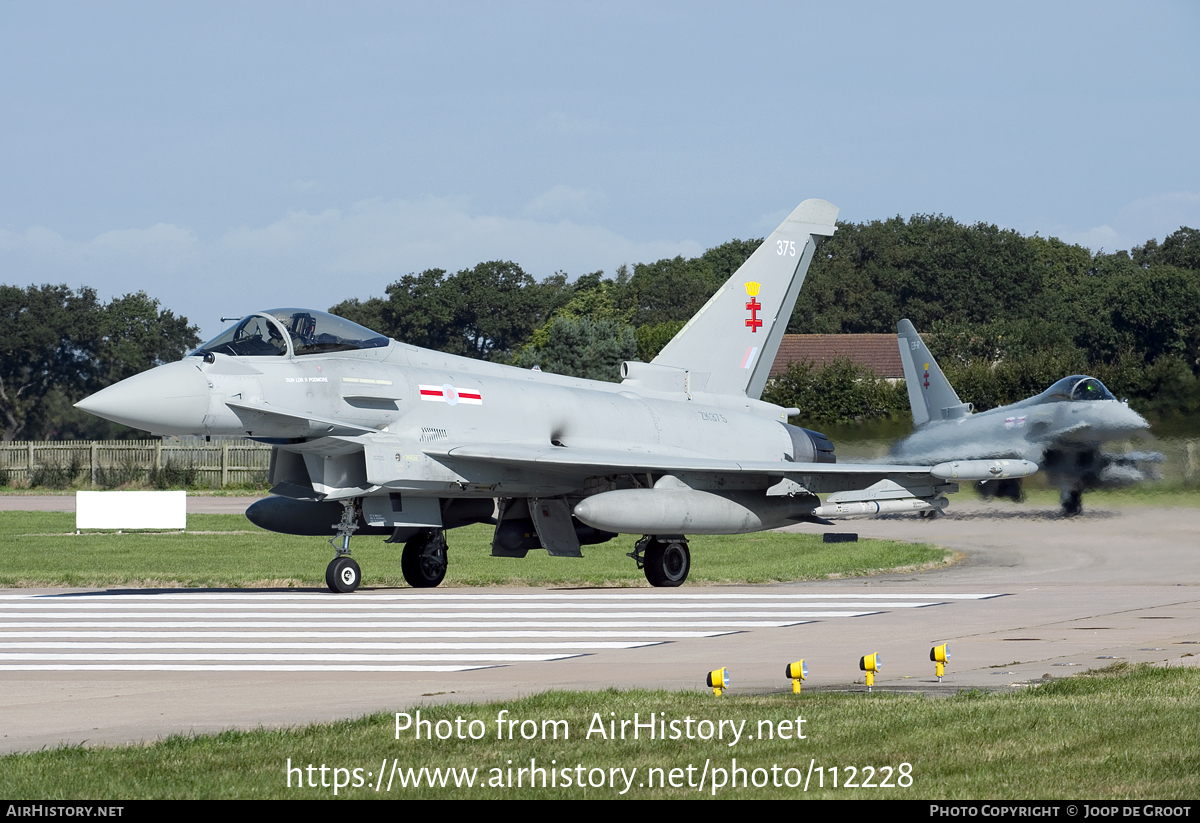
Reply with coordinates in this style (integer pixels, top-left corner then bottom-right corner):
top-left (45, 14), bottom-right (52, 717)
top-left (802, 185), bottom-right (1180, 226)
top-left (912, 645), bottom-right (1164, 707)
top-left (648, 199), bottom-right (838, 399)
top-left (897, 319), bottom-right (970, 427)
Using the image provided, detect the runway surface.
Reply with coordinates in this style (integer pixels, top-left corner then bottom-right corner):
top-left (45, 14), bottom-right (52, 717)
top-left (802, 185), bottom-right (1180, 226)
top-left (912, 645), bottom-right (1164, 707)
top-left (1, 498), bottom-right (1198, 752)
top-left (0, 589), bottom-right (995, 672)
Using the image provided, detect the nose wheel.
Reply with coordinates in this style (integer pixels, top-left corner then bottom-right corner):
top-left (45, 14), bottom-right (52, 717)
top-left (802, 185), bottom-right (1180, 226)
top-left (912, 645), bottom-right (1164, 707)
top-left (326, 556), bottom-right (361, 593)
top-left (325, 499), bottom-right (363, 593)
top-left (1060, 488), bottom-right (1083, 516)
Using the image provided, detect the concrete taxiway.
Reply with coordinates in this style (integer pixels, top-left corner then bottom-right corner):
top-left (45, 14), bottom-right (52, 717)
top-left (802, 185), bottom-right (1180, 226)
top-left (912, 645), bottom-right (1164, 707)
top-left (1, 499), bottom-right (1197, 753)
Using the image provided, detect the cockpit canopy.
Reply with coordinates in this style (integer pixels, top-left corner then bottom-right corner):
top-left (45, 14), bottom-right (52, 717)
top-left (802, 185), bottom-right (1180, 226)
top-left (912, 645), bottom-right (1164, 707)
top-left (1040, 375), bottom-right (1116, 403)
top-left (192, 309), bottom-right (390, 358)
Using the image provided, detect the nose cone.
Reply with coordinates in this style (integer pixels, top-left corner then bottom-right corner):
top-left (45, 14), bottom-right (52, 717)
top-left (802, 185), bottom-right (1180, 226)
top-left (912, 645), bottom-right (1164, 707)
top-left (75, 360), bottom-right (210, 435)
top-left (1061, 401), bottom-right (1152, 444)
top-left (1099, 402), bottom-right (1152, 440)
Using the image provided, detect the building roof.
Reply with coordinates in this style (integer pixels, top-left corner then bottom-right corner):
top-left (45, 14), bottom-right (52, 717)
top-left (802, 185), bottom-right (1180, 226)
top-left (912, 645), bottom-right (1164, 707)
top-left (771, 334), bottom-right (904, 379)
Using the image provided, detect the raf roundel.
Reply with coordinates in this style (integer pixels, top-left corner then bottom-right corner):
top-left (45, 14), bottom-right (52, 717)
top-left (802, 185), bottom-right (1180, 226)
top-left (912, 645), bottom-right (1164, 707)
top-left (419, 385), bottom-right (483, 406)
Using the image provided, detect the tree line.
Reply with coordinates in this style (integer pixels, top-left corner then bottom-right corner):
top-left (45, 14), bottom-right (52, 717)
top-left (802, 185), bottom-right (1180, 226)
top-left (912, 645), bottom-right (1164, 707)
top-left (327, 238), bottom-right (762, 377)
top-left (0, 286), bottom-right (198, 441)
top-left (784, 217), bottom-right (1200, 425)
top-left (330, 216), bottom-right (1200, 425)
top-left (3, 216), bottom-right (1197, 439)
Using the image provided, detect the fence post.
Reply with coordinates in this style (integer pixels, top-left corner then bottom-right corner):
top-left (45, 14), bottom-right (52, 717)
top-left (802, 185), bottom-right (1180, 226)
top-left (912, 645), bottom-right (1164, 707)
top-left (9, 438), bottom-right (270, 488)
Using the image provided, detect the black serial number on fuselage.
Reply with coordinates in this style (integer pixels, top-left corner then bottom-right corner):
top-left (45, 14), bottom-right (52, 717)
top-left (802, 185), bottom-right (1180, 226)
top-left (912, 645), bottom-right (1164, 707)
top-left (698, 412), bottom-right (729, 423)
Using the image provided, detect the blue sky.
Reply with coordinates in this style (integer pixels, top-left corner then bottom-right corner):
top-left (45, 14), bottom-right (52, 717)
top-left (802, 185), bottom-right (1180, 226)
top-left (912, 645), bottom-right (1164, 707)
top-left (2, 1), bottom-right (1197, 341)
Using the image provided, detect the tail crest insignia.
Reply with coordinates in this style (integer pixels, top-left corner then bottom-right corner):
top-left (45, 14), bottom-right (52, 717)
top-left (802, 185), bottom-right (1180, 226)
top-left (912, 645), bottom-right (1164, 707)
top-left (744, 281), bottom-right (763, 332)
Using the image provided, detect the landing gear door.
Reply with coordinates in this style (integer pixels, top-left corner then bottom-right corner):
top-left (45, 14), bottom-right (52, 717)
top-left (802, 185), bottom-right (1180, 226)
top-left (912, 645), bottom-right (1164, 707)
top-left (531, 498), bottom-right (583, 558)
top-left (362, 494), bottom-right (442, 529)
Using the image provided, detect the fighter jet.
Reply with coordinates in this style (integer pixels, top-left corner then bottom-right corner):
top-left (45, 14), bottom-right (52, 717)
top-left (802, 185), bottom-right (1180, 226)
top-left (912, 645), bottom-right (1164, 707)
top-left (75, 200), bottom-right (1034, 592)
top-left (893, 319), bottom-right (1159, 515)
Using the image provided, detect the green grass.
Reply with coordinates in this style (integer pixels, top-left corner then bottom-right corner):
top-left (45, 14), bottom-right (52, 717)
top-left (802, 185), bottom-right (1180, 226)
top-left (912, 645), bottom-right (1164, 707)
top-left (0, 512), bottom-right (950, 589)
top-left (2, 664), bottom-right (1196, 799)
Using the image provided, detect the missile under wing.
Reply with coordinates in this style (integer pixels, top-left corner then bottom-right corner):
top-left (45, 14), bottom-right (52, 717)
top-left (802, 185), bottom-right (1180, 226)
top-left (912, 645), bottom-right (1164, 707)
top-left (892, 319), bottom-right (1159, 515)
top-left (76, 200), bottom-right (1035, 592)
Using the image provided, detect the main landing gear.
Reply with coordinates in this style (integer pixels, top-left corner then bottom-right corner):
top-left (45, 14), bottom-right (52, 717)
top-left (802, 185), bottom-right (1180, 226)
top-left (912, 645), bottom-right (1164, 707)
top-left (629, 535), bottom-right (691, 587)
top-left (978, 478), bottom-right (1024, 503)
top-left (401, 529), bottom-right (448, 588)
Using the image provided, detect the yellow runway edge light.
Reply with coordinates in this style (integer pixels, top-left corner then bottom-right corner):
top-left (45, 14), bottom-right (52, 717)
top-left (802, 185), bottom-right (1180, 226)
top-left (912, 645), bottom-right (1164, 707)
top-left (859, 653), bottom-right (880, 691)
top-left (786, 660), bottom-right (808, 694)
top-left (931, 644), bottom-right (950, 680)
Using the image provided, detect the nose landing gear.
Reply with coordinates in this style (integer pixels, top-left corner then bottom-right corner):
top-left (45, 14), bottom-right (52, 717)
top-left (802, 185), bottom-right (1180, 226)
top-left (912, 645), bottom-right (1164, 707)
top-left (326, 555), bottom-right (361, 593)
top-left (326, 499), bottom-right (362, 593)
top-left (1060, 488), bottom-right (1083, 517)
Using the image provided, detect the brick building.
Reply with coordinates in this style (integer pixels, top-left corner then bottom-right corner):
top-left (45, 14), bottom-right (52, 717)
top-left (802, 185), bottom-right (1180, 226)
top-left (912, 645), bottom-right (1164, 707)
top-left (769, 334), bottom-right (904, 380)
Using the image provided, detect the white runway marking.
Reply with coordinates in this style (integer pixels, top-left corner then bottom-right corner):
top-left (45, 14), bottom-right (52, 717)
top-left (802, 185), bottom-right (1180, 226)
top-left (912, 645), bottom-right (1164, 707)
top-left (0, 590), bottom-right (1001, 672)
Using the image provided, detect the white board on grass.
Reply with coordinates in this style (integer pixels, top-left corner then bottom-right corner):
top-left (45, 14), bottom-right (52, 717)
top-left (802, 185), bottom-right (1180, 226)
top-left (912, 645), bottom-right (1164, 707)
top-left (76, 491), bottom-right (187, 530)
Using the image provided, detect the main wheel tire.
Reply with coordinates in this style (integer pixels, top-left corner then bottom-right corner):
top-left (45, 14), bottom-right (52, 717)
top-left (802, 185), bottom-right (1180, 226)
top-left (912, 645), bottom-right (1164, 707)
top-left (1061, 489), bottom-right (1083, 517)
top-left (402, 530), bottom-right (448, 588)
top-left (326, 556), bottom-right (361, 593)
top-left (997, 479), bottom-right (1024, 503)
top-left (644, 540), bottom-right (690, 587)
